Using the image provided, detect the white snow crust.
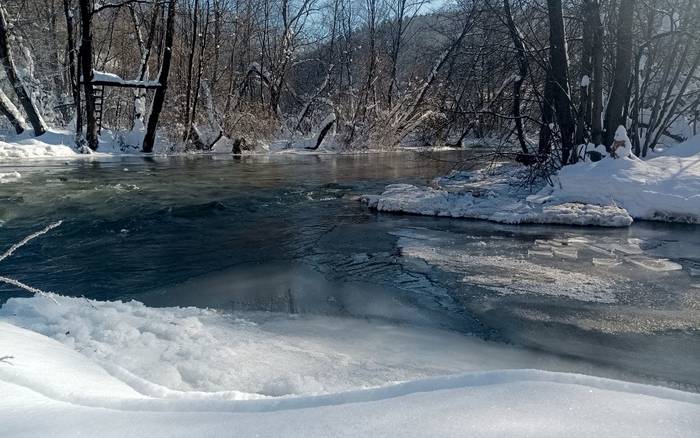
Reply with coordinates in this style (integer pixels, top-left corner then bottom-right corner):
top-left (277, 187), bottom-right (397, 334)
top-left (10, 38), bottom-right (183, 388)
top-left (1, 301), bottom-right (699, 438)
top-left (2, 295), bottom-right (700, 438)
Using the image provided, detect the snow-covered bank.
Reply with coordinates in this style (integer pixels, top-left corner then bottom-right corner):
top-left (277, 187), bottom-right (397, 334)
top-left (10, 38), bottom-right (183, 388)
top-left (362, 165), bottom-right (634, 227)
top-left (0, 130), bottom-right (79, 159)
top-left (0, 294), bottom-right (617, 396)
top-left (539, 154), bottom-right (700, 223)
top-left (364, 135), bottom-right (700, 226)
top-left (1, 313), bottom-right (699, 437)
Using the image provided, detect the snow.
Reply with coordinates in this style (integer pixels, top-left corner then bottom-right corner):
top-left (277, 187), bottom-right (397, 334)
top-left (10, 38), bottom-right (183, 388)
top-left (0, 171), bottom-right (20, 182)
top-left (0, 130), bottom-right (79, 160)
top-left (364, 132), bottom-right (700, 226)
top-left (363, 165), bottom-right (633, 227)
top-left (2, 297), bottom-right (700, 437)
top-left (0, 294), bottom-right (615, 396)
top-left (580, 75), bottom-right (590, 88)
top-left (543, 153), bottom-right (700, 223)
top-left (91, 70), bottom-right (160, 88)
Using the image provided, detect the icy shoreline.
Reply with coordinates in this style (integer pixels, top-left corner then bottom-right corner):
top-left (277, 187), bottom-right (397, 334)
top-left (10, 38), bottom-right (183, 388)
top-left (363, 136), bottom-right (700, 227)
top-left (0, 128), bottom-right (445, 162)
top-left (2, 296), bottom-right (699, 437)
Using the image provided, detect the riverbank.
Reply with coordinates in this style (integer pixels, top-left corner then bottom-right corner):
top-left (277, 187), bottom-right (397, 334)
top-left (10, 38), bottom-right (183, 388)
top-left (2, 298), bottom-right (699, 438)
top-left (363, 136), bottom-right (700, 227)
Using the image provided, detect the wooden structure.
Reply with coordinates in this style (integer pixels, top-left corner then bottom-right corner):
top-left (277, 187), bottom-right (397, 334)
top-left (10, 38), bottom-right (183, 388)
top-left (81, 72), bottom-right (161, 133)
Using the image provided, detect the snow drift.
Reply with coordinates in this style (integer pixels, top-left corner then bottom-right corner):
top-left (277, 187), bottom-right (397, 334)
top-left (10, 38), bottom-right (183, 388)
top-left (1, 295), bottom-right (700, 437)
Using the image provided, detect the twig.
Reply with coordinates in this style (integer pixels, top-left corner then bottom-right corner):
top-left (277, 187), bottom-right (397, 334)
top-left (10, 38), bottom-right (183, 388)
top-left (0, 276), bottom-right (59, 304)
top-left (0, 221), bottom-right (63, 264)
top-left (0, 221), bottom-right (64, 304)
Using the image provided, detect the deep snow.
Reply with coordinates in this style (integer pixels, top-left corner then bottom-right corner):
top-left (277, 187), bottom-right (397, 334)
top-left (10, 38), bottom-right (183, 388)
top-left (0, 294), bottom-right (619, 396)
top-left (2, 300), bottom-right (700, 438)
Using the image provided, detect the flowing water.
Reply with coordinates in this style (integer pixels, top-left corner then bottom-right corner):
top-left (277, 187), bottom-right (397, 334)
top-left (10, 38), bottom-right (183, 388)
top-left (1, 152), bottom-right (699, 390)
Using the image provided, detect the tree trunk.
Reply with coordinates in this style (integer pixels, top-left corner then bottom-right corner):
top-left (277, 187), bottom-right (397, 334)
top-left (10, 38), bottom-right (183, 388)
top-left (590, 0), bottom-right (604, 145)
top-left (0, 2), bottom-right (47, 135)
top-left (142, 0), bottom-right (176, 153)
top-left (503, 0), bottom-right (529, 155)
top-left (603, 0), bottom-right (636, 146)
top-left (79, 0), bottom-right (98, 149)
top-left (538, 74), bottom-right (555, 156)
top-left (182, 0), bottom-right (199, 142)
top-left (63, 0), bottom-right (82, 138)
top-left (575, 0), bottom-right (596, 148)
top-left (129, 2), bottom-right (159, 128)
top-left (0, 88), bottom-right (26, 134)
top-left (546, 0), bottom-right (576, 164)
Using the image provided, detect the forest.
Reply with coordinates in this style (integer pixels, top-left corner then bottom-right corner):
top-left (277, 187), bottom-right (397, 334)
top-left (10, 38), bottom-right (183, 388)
top-left (0, 0), bottom-right (696, 163)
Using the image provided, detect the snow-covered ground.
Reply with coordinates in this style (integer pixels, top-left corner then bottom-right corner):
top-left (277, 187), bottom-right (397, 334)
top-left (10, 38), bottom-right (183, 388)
top-left (2, 295), bottom-right (699, 437)
top-left (364, 134), bottom-right (700, 226)
top-left (0, 130), bottom-right (80, 159)
top-left (0, 127), bottom-right (345, 160)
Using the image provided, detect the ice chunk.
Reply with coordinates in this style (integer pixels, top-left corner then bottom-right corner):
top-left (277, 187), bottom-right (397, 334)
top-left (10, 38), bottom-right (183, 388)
top-left (553, 248), bottom-right (578, 259)
top-left (592, 258), bottom-right (622, 267)
top-left (528, 249), bottom-right (553, 258)
top-left (627, 257), bottom-right (683, 272)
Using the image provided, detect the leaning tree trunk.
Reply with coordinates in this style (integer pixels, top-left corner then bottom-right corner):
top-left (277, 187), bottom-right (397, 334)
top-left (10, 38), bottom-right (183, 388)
top-left (0, 88), bottom-right (26, 134)
top-left (0, 2), bottom-right (47, 135)
top-left (78, 0), bottom-right (98, 150)
top-left (603, 0), bottom-right (636, 146)
top-left (142, 0), bottom-right (176, 153)
top-left (546, 0), bottom-right (576, 165)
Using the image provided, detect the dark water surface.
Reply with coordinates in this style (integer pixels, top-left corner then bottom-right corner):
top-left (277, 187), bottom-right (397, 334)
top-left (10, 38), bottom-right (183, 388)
top-left (0, 152), bottom-right (698, 390)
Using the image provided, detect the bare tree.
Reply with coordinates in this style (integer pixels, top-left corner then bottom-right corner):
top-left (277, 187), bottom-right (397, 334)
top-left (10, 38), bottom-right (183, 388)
top-left (143, 0), bottom-right (176, 152)
top-left (0, 1), bottom-right (47, 135)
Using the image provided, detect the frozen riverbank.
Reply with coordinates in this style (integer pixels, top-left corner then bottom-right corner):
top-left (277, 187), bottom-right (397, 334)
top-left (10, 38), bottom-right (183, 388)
top-left (363, 136), bottom-right (700, 227)
top-left (2, 297), bottom-right (699, 438)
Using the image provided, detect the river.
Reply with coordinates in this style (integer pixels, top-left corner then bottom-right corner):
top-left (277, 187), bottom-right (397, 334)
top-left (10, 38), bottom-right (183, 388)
top-left (1, 151), bottom-right (698, 391)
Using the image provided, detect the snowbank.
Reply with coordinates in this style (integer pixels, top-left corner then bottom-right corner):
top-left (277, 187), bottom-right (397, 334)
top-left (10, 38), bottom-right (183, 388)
top-left (0, 130), bottom-right (79, 160)
top-left (541, 154), bottom-right (700, 223)
top-left (0, 294), bottom-right (615, 396)
top-left (1, 312), bottom-right (699, 437)
top-left (365, 135), bottom-right (700, 226)
top-left (363, 165), bottom-right (633, 227)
